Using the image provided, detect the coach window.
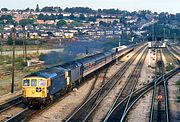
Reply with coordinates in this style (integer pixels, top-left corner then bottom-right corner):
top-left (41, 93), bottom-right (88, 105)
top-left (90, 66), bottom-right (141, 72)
top-left (31, 79), bottom-right (37, 86)
top-left (23, 79), bottom-right (30, 86)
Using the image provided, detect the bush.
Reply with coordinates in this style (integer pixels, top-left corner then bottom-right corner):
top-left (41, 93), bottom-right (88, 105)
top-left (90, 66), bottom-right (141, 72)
top-left (5, 65), bottom-right (12, 72)
top-left (15, 57), bottom-right (26, 70)
top-left (175, 80), bottom-right (180, 86)
top-left (16, 62), bottom-right (26, 70)
top-left (166, 63), bottom-right (175, 71)
top-left (0, 55), bottom-right (11, 64)
top-left (6, 38), bottom-right (24, 45)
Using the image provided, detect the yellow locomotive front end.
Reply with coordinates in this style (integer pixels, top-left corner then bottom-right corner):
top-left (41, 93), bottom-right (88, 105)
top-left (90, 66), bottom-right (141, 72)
top-left (22, 77), bottom-right (49, 106)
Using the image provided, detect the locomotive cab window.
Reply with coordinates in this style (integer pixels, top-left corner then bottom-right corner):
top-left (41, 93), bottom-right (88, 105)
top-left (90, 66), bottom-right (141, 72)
top-left (31, 79), bottom-right (37, 86)
top-left (23, 79), bottom-right (30, 86)
top-left (38, 79), bottom-right (46, 86)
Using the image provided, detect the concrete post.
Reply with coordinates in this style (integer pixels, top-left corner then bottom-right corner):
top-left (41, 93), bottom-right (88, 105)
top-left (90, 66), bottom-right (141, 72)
top-left (148, 48), bottom-right (151, 66)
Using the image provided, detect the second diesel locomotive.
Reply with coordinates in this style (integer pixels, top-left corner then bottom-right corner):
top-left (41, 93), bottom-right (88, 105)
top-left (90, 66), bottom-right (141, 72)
top-left (22, 45), bottom-right (135, 106)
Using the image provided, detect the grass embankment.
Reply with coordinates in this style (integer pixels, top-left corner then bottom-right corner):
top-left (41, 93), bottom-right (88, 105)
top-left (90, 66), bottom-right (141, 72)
top-left (175, 80), bottom-right (180, 102)
top-left (0, 53), bottom-right (44, 95)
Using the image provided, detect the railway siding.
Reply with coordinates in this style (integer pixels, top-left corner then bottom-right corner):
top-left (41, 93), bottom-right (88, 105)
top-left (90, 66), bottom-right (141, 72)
top-left (168, 73), bottom-right (180, 122)
top-left (126, 48), bottom-right (155, 122)
top-left (65, 46), bottom-right (146, 121)
top-left (104, 47), bottom-right (148, 121)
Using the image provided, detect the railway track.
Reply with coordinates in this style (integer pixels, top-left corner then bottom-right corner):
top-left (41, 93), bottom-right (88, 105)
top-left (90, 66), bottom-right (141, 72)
top-left (163, 47), bottom-right (180, 66)
top-left (5, 91), bottom-right (71, 122)
top-left (87, 65), bottom-right (110, 99)
top-left (168, 45), bottom-right (180, 57)
top-left (0, 95), bottom-right (26, 122)
top-left (149, 48), bottom-right (168, 122)
top-left (103, 66), bottom-right (179, 122)
top-left (5, 108), bottom-right (36, 122)
top-left (103, 47), bottom-right (179, 122)
top-left (0, 96), bottom-right (22, 114)
top-left (3, 45), bottom-right (138, 122)
top-left (0, 103), bottom-right (27, 122)
top-left (65, 45), bottom-right (147, 122)
top-left (103, 47), bottom-right (148, 121)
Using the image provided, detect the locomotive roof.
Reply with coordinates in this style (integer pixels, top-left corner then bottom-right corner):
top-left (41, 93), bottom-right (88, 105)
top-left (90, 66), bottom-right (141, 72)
top-left (25, 66), bottom-right (65, 78)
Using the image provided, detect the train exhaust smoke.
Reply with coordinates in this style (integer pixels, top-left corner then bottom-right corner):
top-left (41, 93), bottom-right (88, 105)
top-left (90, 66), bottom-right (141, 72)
top-left (40, 39), bottom-right (120, 65)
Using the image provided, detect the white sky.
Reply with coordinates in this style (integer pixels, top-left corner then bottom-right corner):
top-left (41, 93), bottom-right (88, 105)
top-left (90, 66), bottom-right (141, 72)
top-left (0, 0), bottom-right (179, 14)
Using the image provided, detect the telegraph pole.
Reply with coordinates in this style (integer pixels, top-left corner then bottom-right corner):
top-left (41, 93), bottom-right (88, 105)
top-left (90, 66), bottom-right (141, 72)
top-left (11, 27), bottom-right (16, 93)
top-left (25, 32), bottom-right (28, 63)
top-left (163, 28), bottom-right (166, 41)
top-left (25, 34), bottom-right (27, 63)
top-left (23, 27), bottom-right (27, 63)
top-left (22, 26), bottom-right (25, 58)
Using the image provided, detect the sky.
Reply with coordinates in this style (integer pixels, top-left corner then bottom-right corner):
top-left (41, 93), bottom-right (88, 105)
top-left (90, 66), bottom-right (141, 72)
top-left (0, 0), bottom-right (179, 14)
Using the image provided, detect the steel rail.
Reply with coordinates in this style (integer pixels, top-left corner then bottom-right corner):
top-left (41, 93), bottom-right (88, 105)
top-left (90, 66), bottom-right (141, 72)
top-left (0, 96), bottom-right (22, 113)
top-left (103, 67), bottom-right (179, 122)
top-left (149, 48), bottom-right (162, 122)
top-left (163, 77), bottom-right (169, 122)
top-left (103, 48), bottom-right (148, 121)
top-left (119, 48), bottom-right (148, 122)
top-left (65, 46), bottom-right (146, 122)
top-left (119, 67), bottom-right (178, 122)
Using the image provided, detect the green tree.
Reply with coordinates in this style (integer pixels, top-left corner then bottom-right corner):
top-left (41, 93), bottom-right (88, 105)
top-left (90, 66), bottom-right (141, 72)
top-left (41, 7), bottom-right (55, 12)
top-left (57, 14), bottom-right (63, 19)
top-left (79, 14), bottom-right (85, 21)
top-left (1, 8), bottom-right (8, 11)
top-left (37, 14), bottom-right (44, 20)
top-left (6, 38), bottom-right (24, 45)
top-left (37, 14), bottom-right (57, 20)
top-left (0, 15), bottom-right (14, 24)
top-left (19, 19), bottom-right (34, 26)
top-left (0, 15), bottom-right (13, 20)
top-left (71, 21), bottom-right (79, 27)
top-left (6, 37), bottom-right (13, 45)
top-left (99, 21), bottom-right (107, 27)
top-left (57, 20), bottom-right (67, 27)
top-left (88, 16), bottom-right (96, 22)
top-left (68, 14), bottom-right (75, 20)
top-left (112, 20), bottom-right (118, 26)
top-left (64, 7), bottom-right (93, 13)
